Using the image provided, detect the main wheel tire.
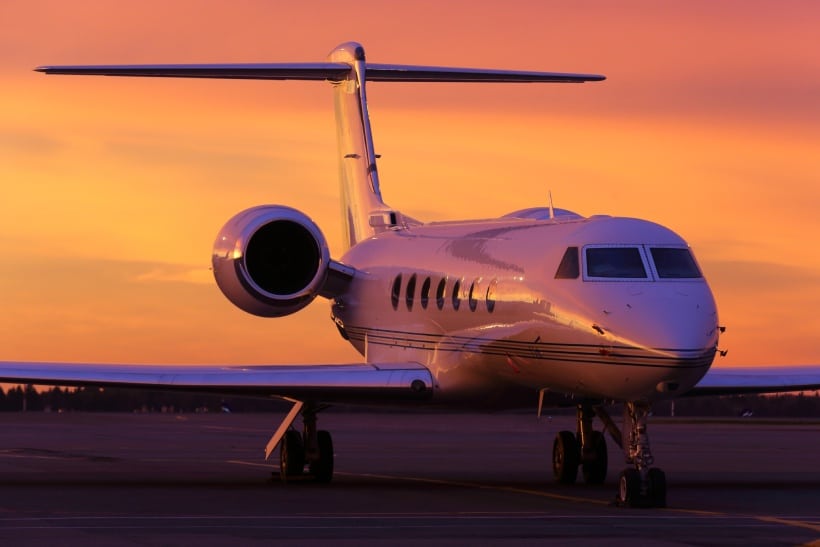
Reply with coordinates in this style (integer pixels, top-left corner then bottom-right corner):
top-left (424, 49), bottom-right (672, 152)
top-left (309, 430), bottom-right (334, 483)
top-left (552, 430), bottom-right (579, 484)
top-left (618, 468), bottom-right (641, 507)
top-left (582, 430), bottom-right (608, 485)
top-left (648, 468), bottom-right (667, 508)
top-left (280, 430), bottom-right (305, 482)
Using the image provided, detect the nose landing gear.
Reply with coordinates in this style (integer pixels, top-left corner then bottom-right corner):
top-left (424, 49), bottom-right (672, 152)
top-left (617, 400), bottom-right (666, 507)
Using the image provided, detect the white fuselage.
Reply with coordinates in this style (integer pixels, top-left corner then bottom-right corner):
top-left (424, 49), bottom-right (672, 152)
top-left (333, 214), bottom-right (719, 406)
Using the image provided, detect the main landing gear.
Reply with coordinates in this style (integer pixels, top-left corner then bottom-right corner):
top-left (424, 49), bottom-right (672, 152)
top-left (550, 401), bottom-right (666, 508)
top-left (268, 401), bottom-right (334, 483)
top-left (552, 403), bottom-right (608, 485)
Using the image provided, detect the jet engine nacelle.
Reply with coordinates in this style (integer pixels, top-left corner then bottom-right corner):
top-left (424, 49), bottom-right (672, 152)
top-left (212, 205), bottom-right (330, 317)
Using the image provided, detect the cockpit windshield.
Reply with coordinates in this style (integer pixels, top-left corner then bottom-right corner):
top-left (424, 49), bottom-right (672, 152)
top-left (585, 247), bottom-right (648, 279)
top-left (555, 245), bottom-right (703, 281)
top-left (649, 247), bottom-right (702, 278)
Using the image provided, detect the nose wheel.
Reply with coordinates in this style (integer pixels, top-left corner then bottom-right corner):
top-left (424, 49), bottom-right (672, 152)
top-left (617, 467), bottom-right (666, 508)
top-left (615, 401), bottom-right (666, 508)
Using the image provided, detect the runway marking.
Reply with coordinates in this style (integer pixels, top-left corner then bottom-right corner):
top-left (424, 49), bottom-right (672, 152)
top-left (756, 515), bottom-right (820, 534)
top-left (228, 459), bottom-right (606, 505)
top-left (227, 458), bottom-right (820, 538)
top-left (339, 470), bottom-right (612, 506)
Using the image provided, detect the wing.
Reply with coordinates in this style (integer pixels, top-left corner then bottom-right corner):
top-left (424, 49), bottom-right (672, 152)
top-left (0, 361), bottom-right (433, 405)
top-left (687, 365), bottom-right (820, 396)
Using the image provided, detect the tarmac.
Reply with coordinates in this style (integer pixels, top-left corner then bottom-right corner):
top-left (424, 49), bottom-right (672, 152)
top-left (0, 411), bottom-right (818, 546)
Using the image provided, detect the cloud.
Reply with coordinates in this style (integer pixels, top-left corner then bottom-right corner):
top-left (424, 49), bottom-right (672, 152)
top-left (0, 130), bottom-right (62, 156)
top-left (703, 259), bottom-right (820, 293)
top-left (133, 265), bottom-right (212, 285)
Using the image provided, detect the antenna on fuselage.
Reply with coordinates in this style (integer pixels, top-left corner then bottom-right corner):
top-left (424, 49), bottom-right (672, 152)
top-left (548, 191), bottom-right (555, 220)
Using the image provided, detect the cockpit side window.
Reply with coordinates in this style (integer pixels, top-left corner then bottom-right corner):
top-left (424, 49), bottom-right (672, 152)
top-left (585, 247), bottom-right (648, 279)
top-left (650, 247), bottom-right (702, 279)
top-left (555, 247), bottom-right (580, 279)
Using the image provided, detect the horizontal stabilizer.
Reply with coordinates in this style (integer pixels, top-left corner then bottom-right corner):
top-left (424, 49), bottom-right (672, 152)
top-left (36, 63), bottom-right (604, 84)
top-left (366, 63), bottom-right (604, 83)
top-left (34, 63), bottom-right (353, 80)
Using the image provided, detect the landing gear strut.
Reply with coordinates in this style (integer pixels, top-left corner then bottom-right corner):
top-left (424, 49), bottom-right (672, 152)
top-left (269, 400), bottom-right (335, 483)
top-left (616, 401), bottom-right (666, 508)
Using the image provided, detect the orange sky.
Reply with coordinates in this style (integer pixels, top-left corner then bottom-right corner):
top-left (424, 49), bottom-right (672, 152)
top-left (1, 1), bottom-right (819, 367)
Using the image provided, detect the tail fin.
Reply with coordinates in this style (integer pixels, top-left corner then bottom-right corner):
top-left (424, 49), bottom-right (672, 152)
top-left (327, 43), bottom-right (391, 249)
top-left (36, 42), bottom-right (604, 249)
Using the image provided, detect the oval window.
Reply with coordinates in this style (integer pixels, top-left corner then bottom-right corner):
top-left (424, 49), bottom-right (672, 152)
top-left (420, 277), bottom-right (431, 309)
top-left (406, 273), bottom-right (417, 311)
top-left (468, 279), bottom-right (480, 312)
top-left (391, 274), bottom-right (402, 310)
top-left (452, 279), bottom-right (462, 310)
top-left (436, 278), bottom-right (447, 310)
top-left (486, 278), bottom-right (497, 312)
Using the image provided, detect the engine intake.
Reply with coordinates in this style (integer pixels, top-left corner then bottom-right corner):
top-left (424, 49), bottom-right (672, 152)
top-left (212, 205), bottom-right (330, 317)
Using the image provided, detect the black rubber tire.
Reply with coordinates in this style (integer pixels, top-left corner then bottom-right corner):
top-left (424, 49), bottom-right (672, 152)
top-left (280, 430), bottom-right (305, 481)
top-left (310, 430), bottom-right (334, 483)
top-left (582, 430), bottom-right (608, 485)
top-left (618, 468), bottom-right (642, 507)
top-left (648, 468), bottom-right (667, 508)
top-left (552, 430), bottom-right (579, 484)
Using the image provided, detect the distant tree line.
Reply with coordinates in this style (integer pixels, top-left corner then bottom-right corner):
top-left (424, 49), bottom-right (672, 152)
top-left (0, 385), bottom-right (818, 416)
top-left (0, 385), bottom-right (283, 413)
top-left (663, 391), bottom-right (820, 418)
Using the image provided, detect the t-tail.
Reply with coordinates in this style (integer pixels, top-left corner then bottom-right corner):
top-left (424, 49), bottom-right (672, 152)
top-left (327, 43), bottom-right (391, 249)
top-left (36, 42), bottom-right (604, 249)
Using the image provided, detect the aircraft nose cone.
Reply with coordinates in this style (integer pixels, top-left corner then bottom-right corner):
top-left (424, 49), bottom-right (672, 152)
top-left (596, 283), bottom-right (717, 349)
top-left (591, 282), bottom-right (719, 391)
top-left (642, 290), bottom-right (718, 351)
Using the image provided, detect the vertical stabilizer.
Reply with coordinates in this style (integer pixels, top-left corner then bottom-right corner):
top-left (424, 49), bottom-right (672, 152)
top-left (328, 43), bottom-right (391, 250)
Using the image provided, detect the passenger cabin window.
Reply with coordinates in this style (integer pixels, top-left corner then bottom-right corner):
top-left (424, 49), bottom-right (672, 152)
top-left (468, 279), bottom-right (479, 312)
top-left (555, 247), bottom-right (579, 279)
top-left (435, 278), bottom-right (446, 310)
top-left (486, 279), bottom-right (497, 313)
top-left (406, 274), bottom-right (417, 310)
top-left (585, 247), bottom-right (648, 279)
top-left (391, 274), bottom-right (402, 310)
top-left (650, 248), bottom-right (702, 279)
top-left (420, 277), bottom-right (431, 309)
top-left (452, 279), bottom-right (462, 310)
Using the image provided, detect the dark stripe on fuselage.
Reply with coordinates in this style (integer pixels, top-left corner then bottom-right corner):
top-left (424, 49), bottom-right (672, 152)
top-left (345, 325), bottom-right (715, 370)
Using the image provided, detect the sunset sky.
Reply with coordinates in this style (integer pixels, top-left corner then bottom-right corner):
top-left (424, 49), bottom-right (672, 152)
top-left (1, 1), bottom-right (818, 368)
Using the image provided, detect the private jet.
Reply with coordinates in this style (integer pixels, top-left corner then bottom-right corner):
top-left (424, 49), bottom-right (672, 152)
top-left (2, 42), bottom-right (819, 507)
